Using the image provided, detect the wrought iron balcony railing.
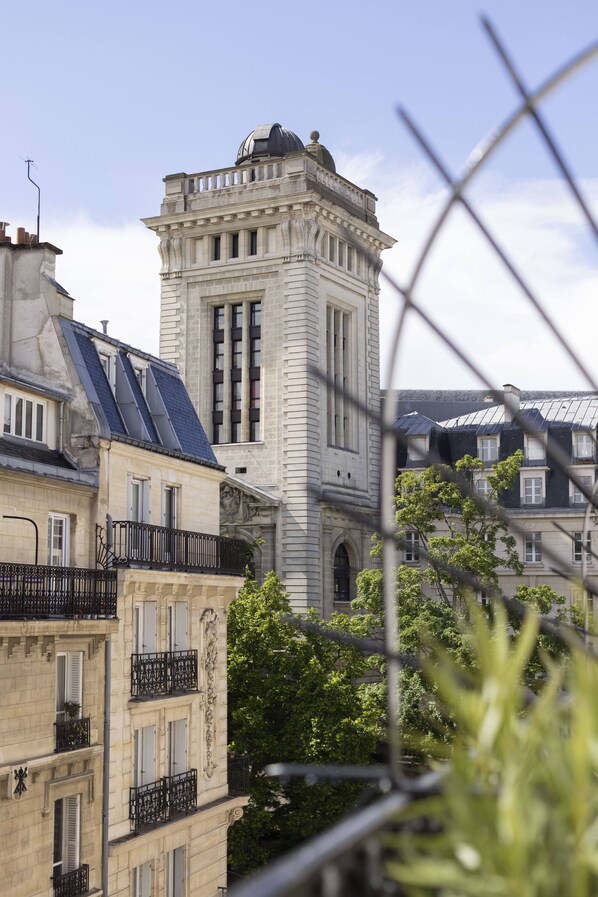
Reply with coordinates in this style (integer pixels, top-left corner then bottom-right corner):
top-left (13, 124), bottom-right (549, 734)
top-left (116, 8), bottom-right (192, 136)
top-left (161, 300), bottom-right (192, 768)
top-left (109, 520), bottom-right (248, 575)
top-left (0, 563), bottom-right (117, 619)
top-left (228, 753), bottom-right (250, 795)
top-left (53, 864), bottom-right (89, 897)
top-left (55, 717), bottom-right (91, 752)
top-left (131, 650), bottom-right (198, 697)
top-left (129, 769), bottom-right (197, 831)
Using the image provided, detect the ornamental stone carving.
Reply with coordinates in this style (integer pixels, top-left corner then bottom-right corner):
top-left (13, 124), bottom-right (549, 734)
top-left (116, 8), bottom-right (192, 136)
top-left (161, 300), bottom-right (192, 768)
top-left (220, 484), bottom-right (262, 524)
top-left (202, 609), bottom-right (219, 779)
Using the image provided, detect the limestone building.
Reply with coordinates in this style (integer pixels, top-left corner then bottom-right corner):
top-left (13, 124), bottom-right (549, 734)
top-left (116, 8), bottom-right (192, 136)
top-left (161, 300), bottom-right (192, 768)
top-left (0, 224), bottom-right (247, 897)
top-left (144, 124), bottom-right (395, 614)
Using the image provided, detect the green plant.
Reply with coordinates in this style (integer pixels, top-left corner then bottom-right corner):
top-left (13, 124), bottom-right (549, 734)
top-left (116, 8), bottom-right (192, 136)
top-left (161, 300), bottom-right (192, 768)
top-left (388, 605), bottom-right (598, 897)
top-left (62, 701), bottom-right (80, 719)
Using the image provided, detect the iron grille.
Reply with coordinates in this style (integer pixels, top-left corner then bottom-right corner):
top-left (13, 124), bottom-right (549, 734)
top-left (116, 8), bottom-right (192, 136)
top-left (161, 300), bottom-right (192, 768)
top-left (166, 769), bottom-right (197, 818)
top-left (55, 717), bottom-right (91, 752)
top-left (129, 770), bottom-right (197, 831)
top-left (228, 753), bottom-right (250, 795)
top-left (53, 864), bottom-right (89, 897)
top-left (0, 563), bottom-right (116, 619)
top-left (131, 650), bottom-right (198, 697)
top-left (110, 521), bottom-right (248, 575)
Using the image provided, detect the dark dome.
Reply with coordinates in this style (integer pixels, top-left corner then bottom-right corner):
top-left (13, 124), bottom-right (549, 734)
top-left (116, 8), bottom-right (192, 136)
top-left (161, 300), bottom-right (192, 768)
top-left (236, 123), bottom-right (304, 166)
top-left (305, 130), bottom-right (336, 173)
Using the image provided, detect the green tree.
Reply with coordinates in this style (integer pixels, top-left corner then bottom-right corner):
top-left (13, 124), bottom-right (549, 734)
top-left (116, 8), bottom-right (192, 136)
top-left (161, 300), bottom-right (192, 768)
top-left (227, 572), bottom-right (382, 877)
top-left (354, 451), bottom-right (576, 757)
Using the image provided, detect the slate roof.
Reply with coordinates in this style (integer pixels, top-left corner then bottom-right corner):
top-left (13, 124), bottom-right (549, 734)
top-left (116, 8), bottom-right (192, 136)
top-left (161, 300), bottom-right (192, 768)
top-left (395, 411), bottom-right (438, 436)
top-left (440, 396), bottom-right (598, 431)
top-left (0, 437), bottom-right (76, 469)
top-left (61, 320), bottom-right (219, 467)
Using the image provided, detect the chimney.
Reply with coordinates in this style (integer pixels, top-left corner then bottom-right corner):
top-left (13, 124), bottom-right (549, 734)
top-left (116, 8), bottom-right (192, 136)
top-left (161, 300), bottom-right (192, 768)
top-left (0, 222), bottom-right (10, 243)
top-left (503, 383), bottom-right (521, 423)
top-left (100, 320), bottom-right (109, 335)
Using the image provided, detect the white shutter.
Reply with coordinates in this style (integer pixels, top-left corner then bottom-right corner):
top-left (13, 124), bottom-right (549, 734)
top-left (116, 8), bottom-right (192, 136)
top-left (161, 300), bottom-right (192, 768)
top-left (67, 653), bottom-right (83, 711)
top-left (169, 719), bottom-right (187, 776)
top-left (56, 655), bottom-right (66, 717)
top-left (64, 794), bottom-right (80, 873)
top-left (141, 725), bottom-right (156, 786)
top-left (169, 602), bottom-right (188, 651)
top-left (143, 602), bottom-right (157, 653)
top-left (133, 862), bottom-right (152, 897)
top-left (167, 847), bottom-right (186, 897)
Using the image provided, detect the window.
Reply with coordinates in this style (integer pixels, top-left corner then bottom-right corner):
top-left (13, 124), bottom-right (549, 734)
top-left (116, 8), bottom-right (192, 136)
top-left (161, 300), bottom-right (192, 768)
top-left (407, 436), bottom-right (428, 464)
top-left (571, 475), bottom-right (592, 505)
top-left (169, 719), bottom-right (187, 777)
top-left (574, 431), bottom-right (594, 461)
top-left (56, 652), bottom-right (83, 722)
top-left (250, 379), bottom-right (260, 410)
top-left (133, 364), bottom-right (146, 396)
top-left (230, 232), bottom-right (239, 259)
top-left (213, 341), bottom-right (225, 371)
top-left (333, 544), bottom-right (351, 602)
top-left (248, 230), bottom-right (257, 256)
top-left (53, 796), bottom-right (81, 881)
top-left (327, 305), bottom-right (353, 449)
top-left (212, 235), bottom-right (221, 261)
top-left (522, 476), bottom-right (543, 505)
top-left (476, 477), bottom-right (491, 499)
top-left (347, 246), bottom-right (354, 271)
top-left (162, 485), bottom-right (178, 529)
top-left (231, 420), bottom-right (241, 443)
top-left (98, 351), bottom-right (116, 392)
top-left (129, 478), bottom-right (150, 523)
top-left (48, 514), bottom-right (70, 566)
top-left (250, 337), bottom-right (261, 368)
top-left (249, 419), bottom-right (260, 442)
top-left (132, 863), bottom-right (153, 897)
top-left (168, 602), bottom-right (188, 652)
top-left (213, 382), bottom-right (224, 413)
top-left (524, 532), bottom-right (542, 563)
top-left (404, 532), bottom-right (420, 563)
top-left (476, 590), bottom-right (489, 608)
top-left (213, 422), bottom-right (223, 445)
top-left (232, 340), bottom-right (243, 370)
top-left (166, 846), bottom-right (186, 897)
top-left (328, 235), bottom-right (336, 263)
top-left (231, 381), bottom-right (242, 411)
top-left (478, 436), bottom-right (498, 463)
top-left (574, 532), bottom-right (592, 563)
top-left (135, 602), bottom-right (157, 654)
top-left (525, 436), bottom-right (545, 462)
top-left (250, 301), bottom-right (261, 327)
top-left (3, 390), bottom-right (45, 442)
top-left (134, 725), bottom-right (156, 787)
top-left (232, 304), bottom-right (243, 330)
top-left (214, 306), bottom-right (225, 330)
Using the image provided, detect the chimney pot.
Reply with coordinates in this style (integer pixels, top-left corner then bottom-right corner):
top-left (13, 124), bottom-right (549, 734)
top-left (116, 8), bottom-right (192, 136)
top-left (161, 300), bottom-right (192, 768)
top-left (100, 320), bottom-right (109, 335)
top-left (503, 383), bottom-right (521, 423)
top-left (16, 227), bottom-right (26, 245)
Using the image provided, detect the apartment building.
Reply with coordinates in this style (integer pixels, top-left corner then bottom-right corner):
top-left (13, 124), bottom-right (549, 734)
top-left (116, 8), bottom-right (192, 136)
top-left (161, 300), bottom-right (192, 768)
top-left (0, 225), bottom-right (247, 897)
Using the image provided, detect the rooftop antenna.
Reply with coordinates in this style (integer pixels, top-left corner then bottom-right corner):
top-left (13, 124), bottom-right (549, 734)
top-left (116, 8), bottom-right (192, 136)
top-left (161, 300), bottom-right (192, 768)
top-left (24, 159), bottom-right (40, 242)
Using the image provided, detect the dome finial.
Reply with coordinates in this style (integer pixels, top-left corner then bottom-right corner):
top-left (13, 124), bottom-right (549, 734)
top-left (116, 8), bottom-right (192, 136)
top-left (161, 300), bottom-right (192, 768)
top-left (310, 130), bottom-right (320, 143)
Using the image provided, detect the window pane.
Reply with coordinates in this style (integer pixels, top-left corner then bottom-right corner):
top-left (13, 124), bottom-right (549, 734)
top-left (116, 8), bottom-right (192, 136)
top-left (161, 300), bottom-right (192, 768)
top-left (250, 302), bottom-right (261, 327)
top-left (214, 307), bottom-right (225, 330)
top-left (4, 394), bottom-right (11, 434)
top-left (213, 342), bottom-right (224, 371)
top-left (232, 304), bottom-right (243, 329)
top-left (250, 419), bottom-right (260, 442)
top-left (232, 341), bottom-right (243, 370)
top-left (36, 403), bottom-right (44, 441)
top-left (250, 338), bottom-right (260, 368)
top-left (250, 379), bottom-right (260, 409)
top-left (25, 400), bottom-right (33, 439)
top-left (15, 397), bottom-right (23, 436)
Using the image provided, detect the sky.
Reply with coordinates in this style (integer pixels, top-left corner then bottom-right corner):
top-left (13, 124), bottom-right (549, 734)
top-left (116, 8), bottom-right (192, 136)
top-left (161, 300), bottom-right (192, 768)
top-left (3, 0), bottom-right (598, 391)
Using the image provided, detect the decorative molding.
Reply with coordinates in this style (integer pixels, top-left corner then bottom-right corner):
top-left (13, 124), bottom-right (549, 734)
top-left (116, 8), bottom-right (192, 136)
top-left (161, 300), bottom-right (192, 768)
top-left (12, 767), bottom-right (27, 798)
top-left (201, 609), bottom-right (219, 779)
top-left (228, 806), bottom-right (244, 826)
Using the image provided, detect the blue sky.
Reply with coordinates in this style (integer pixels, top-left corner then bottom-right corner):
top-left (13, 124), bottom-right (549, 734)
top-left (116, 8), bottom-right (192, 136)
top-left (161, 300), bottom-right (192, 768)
top-left (3, 1), bottom-right (598, 389)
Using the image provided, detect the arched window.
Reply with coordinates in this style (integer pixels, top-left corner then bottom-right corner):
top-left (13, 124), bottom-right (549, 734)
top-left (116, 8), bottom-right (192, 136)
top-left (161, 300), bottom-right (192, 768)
top-left (333, 543), bottom-right (351, 603)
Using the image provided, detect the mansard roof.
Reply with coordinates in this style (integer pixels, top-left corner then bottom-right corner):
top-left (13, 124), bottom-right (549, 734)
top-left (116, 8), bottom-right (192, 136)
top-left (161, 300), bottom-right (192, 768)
top-left (440, 395), bottom-right (598, 431)
top-left (61, 319), bottom-right (220, 468)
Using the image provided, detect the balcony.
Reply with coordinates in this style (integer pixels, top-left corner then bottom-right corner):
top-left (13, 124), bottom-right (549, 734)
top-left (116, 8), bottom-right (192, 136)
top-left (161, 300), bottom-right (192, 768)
top-left (131, 650), bottom-right (198, 698)
top-left (53, 864), bottom-right (89, 897)
top-left (228, 753), bottom-right (250, 795)
top-left (129, 769), bottom-right (197, 831)
top-left (55, 717), bottom-right (91, 752)
top-left (0, 563), bottom-right (117, 619)
top-left (110, 521), bottom-right (248, 576)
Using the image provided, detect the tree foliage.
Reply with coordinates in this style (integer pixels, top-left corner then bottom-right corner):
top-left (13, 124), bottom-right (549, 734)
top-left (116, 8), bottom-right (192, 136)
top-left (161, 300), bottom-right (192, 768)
top-left (227, 572), bottom-right (382, 876)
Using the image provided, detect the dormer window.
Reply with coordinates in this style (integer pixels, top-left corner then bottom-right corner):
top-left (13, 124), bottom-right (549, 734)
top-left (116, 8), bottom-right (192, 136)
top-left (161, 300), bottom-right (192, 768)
top-left (478, 436), bottom-right (498, 463)
top-left (407, 436), bottom-right (428, 465)
top-left (3, 390), bottom-right (46, 442)
top-left (525, 435), bottom-right (545, 464)
top-left (574, 431), bottom-right (595, 462)
top-left (132, 363), bottom-right (147, 396)
top-left (98, 351), bottom-right (116, 392)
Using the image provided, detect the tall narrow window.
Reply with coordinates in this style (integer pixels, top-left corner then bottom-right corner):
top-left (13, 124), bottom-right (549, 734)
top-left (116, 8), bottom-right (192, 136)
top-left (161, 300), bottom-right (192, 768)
top-left (248, 230), bottom-right (257, 256)
top-left (168, 719), bottom-right (187, 777)
top-left (230, 232), bottom-right (239, 259)
top-left (574, 431), bottom-right (594, 461)
top-left (56, 652), bottom-right (83, 722)
top-left (524, 532), bottom-right (542, 563)
top-left (134, 725), bottom-right (156, 788)
top-left (333, 544), bottom-right (351, 602)
top-left (404, 532), bottom-right (420, 563)
top-left (326, 305), bottom-right (352, 448)
top-left (162, 485), bottom-right (178, 529)
top-left (574, 532), bottom-right (592, 563)
top-left (135, 601), bottom-right (158, 654)
top-left (522, 476), bottom-right (543, 506)
top-left (168, 602), bottom-right (188, 652)
top-left (571, 475), bottom-right (592, 505)
top-left (48, 514), bottom-right (70, 566)
top-left (212, 235), bottom-right (221, 261)
top-left (53, 795), bottom-right (81, 881)
top-left (132, 863), bottom-right (152, 897)
top-left (166, 846), bottom-right (186, 897)
top-left (129, 478), bottom-right (150, 523)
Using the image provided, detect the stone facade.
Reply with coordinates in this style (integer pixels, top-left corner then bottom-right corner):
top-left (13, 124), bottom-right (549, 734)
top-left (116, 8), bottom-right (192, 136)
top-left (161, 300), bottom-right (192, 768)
top-left (0, 230), bottom-right (246, 897)
top-left (144, 128), bottom-right (395, 614)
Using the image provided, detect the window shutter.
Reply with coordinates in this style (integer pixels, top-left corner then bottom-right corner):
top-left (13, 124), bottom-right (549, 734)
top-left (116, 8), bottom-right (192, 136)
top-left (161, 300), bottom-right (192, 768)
top-left (143, 602), bottom-right (157, 653)
top-left (56, 655), bottom-right (66, 716)
top-left (169, 719), bottom-right (187, 776)
top-left (141, 726), bottom-right (156, 786)
top-left (171, 602), bottom-right (188, 652)
top-left (67, 653), bottom-right (83, 710)
top-left (64, 794), bottom-right (80, 873)
top-left (140, 862), bottom-right (152, 897)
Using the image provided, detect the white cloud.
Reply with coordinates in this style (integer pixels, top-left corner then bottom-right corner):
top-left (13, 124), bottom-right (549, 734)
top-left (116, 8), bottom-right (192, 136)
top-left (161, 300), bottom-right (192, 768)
top-left (49, 215), bottom-right (161, 356)
top-left (368, 163), bottom-right (598, 391)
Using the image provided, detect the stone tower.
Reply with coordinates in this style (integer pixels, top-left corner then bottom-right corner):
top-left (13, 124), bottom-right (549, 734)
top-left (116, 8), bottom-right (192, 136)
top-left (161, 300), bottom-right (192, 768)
top-left (144, 124), bottom-right (395, 614)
